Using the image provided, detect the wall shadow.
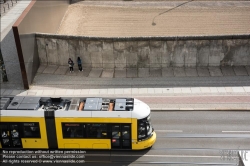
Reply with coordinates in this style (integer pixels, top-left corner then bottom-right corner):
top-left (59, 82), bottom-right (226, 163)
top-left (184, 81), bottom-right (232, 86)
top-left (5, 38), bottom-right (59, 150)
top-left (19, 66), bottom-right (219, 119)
top-left (13, 0), bottom-right (69, 89)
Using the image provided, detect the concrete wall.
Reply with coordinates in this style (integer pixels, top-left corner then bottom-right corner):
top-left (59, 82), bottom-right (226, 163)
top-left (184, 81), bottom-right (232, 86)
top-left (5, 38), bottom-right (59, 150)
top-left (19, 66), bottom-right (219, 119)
top-left (13, 0), bottom-right (69, 89)
top-left (0, 1), bottom-right (30, 89)
top-left (1, 29), bottom-right (24, 89)
top-left (36, 34), bottom-right (250, 69)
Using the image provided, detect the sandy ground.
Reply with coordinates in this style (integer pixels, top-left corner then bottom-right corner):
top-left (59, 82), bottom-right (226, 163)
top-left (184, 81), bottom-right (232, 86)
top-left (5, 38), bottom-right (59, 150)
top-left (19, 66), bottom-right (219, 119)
top-left (56, 1), bottom-right (250, 37)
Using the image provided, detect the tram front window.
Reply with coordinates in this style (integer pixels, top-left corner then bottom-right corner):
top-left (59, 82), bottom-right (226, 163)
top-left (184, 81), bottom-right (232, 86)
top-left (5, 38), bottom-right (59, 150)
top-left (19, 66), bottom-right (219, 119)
top-left (138, 115), bottom-right (153, 141)
top-left (138, 122), bottom-right (146, 139)
top-left (146, 115), bottom-right (153, 136)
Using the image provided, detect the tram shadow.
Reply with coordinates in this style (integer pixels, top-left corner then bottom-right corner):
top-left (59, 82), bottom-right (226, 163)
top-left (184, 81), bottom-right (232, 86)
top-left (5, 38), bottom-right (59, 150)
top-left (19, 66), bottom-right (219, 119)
top-left (0, 148), bottom-right (151, 166)
top-left (1, 148), bottom-right (151, 166)
top-left (84, 148), bottom-right (152, 166)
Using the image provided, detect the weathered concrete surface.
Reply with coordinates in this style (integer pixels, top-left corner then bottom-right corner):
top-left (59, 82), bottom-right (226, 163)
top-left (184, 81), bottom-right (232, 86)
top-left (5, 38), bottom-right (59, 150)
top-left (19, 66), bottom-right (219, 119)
top-left (222, 39), bottom-right (250, 66)
top-left (101, 69), bottom-right (114, 78)
top-left (246, 66), bottom-right (250, 76)
top-left (43, 65), bottom-right (58, 74)
top-left (173, 41), bottom-right (185, 67)
top-left (149, 41), bottom-right (162, 68)
top-left (138, 68), bottom-right (149, 78)
top-left (138, 41), bottom-right (150, 68)
top-left (45, 38), bottom-right (58, 65)
top-left (185, 67), bottom-right (198, 77)
top-left (197, 67), bottom-right (210, 77)
top-left (150, 68), bottom-right (162, 77)
top-left (233, 66), bottom-right (249, 76)
top-left (185, 41), bottom-right (197, 67)
top-left (79, 41), bottom-right (91, 68)
top-left (37, 38), bottom-right (47, 65)
top-left (57, 39), bottom-right (69, 66)
top-left (37, 64), bottom-right (47, 73)
top-left (114, 51), bottom-right (125, 69)
top-left (36, 36), bottom-right (250, 69)
top-left (66, 69), bottom-right (77, 76)
top-left (1, 28), bottom-right (24, 88)
top-left (162, 42), bottom-right (171, 68)
top-left (197, 41), bottom-right (210, 67)
top-left (174, 67), bottom-right (186, 77)
top-left (127, 68), bottom-right (137, 78)
top-left (102, 41), bottom-right (114, 69)
top-left (88, 41), bottom-right (103, 68)
top-left (162, 67), bottom-right (174, 77)
top-left (209, 40), bottom-right (223, 66)
top-left (88, 68), bottom-right (102, 78)
top-left (114, 69), bottom-right (126, 78)
top-left (34, 65), bottom-right (250, 79)
top-left (54, 66), bottom-right (68, 75)
top-left (221, 66), bottom-right (235, 76)
top-left (209, 67), bottom-right (223, 77)
top-left (79, 68), bottom-right (91, 77)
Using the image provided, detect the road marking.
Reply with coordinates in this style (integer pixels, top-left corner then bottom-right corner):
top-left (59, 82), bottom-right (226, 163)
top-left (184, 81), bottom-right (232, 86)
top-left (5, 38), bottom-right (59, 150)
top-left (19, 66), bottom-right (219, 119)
top-left (85, 154), bottom-right (221, 158)
top-left (143, 155), bottom-right (220, 158)
top-left (155, 130), bottom-right (183, 132)
top-left (222, 131), bottom-right (250, 133)
top-left (86, 161), bottom-right (236, 165)
top-left (162, 134), bottom-right (250, 138)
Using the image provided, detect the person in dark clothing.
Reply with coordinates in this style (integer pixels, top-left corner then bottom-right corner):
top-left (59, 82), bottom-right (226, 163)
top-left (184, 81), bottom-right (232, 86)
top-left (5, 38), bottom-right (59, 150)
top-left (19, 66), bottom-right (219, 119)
top-left (77, 57), bottom-right (83, 71)
top-left (68, 58), bottom-right (74, 73)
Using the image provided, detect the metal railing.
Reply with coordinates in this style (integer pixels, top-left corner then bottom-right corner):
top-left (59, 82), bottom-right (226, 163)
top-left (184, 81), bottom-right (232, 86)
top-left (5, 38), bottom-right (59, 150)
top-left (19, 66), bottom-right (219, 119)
top-left (0, 0), bottom-right (18, 17)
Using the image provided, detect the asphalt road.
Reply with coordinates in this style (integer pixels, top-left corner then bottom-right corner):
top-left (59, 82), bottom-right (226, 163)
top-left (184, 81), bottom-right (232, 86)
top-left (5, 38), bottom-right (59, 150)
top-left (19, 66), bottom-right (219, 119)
top-left (148, 111), bottom-right (250, 165)
top-left (1, 111), bottom-right (250, 166)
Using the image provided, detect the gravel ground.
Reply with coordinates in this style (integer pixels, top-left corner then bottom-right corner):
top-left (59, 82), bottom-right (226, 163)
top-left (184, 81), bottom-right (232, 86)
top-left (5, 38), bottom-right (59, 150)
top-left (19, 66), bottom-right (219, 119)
top-left (56, 1), bottom-right (250, 37)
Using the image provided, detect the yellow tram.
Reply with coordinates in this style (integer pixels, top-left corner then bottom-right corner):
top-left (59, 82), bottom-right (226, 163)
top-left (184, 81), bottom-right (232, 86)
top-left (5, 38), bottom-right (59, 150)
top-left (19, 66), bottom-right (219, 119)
top-left (0, 96), bottom-right (156, 150)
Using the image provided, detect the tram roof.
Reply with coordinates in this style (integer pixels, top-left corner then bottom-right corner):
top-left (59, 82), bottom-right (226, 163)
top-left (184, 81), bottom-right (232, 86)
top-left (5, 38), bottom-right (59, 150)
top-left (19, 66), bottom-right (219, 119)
top-left (0, 97), bottom-right (150, 119)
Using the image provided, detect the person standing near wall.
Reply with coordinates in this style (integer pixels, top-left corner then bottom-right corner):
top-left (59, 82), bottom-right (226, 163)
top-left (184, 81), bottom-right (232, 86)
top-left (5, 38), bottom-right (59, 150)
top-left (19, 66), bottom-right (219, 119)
top-left (77, 57), bottom-right (83, 71)
top-left (68, 58), bottom-right (74, 73)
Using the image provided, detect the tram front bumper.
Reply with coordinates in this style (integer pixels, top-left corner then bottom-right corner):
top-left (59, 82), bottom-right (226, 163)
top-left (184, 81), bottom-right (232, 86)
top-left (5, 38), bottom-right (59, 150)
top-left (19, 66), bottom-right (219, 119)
top-left (132, 131), bottom-right (156, 150)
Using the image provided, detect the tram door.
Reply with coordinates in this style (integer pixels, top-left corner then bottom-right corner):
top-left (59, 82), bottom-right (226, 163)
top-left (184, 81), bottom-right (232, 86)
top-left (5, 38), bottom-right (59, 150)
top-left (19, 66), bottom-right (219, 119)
top-left (0, 123), bottom-right (22, 148)
top-left (111, 124), bottom-right (131, 149)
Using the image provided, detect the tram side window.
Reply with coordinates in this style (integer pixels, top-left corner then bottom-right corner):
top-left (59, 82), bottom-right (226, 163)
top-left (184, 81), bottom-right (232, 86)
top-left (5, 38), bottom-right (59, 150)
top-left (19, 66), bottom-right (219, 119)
top-left (0, 124), bottom-right (9, 138)
top-left (86, 124), bottom-right (107, 139)
top-left (23, 123), bottom-right (41, 138)
top-left (0, 124), bottom-right (10, 146)
top-left (62, 123), bottom-right (83, 138)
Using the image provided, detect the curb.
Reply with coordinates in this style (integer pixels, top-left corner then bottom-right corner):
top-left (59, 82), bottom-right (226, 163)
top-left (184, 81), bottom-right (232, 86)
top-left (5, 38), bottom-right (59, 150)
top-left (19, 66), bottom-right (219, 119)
top-left (151, 108), bottom-right (250, 111)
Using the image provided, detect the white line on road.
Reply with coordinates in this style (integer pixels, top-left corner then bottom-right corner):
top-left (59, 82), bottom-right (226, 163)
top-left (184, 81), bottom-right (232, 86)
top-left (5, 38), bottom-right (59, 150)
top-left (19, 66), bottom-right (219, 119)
top-left (222, 131), bottom-right (250, 133)
top-left (155, 130), bottom-right (183, 132)
top-left (101, 154), bottom-right (221, 158)
top-left (144, 155), bottom-right (220, 158)
top-left (162, 134), bottom-right (250, 138)
top-left (84, 154), bottom-right (218, 157)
